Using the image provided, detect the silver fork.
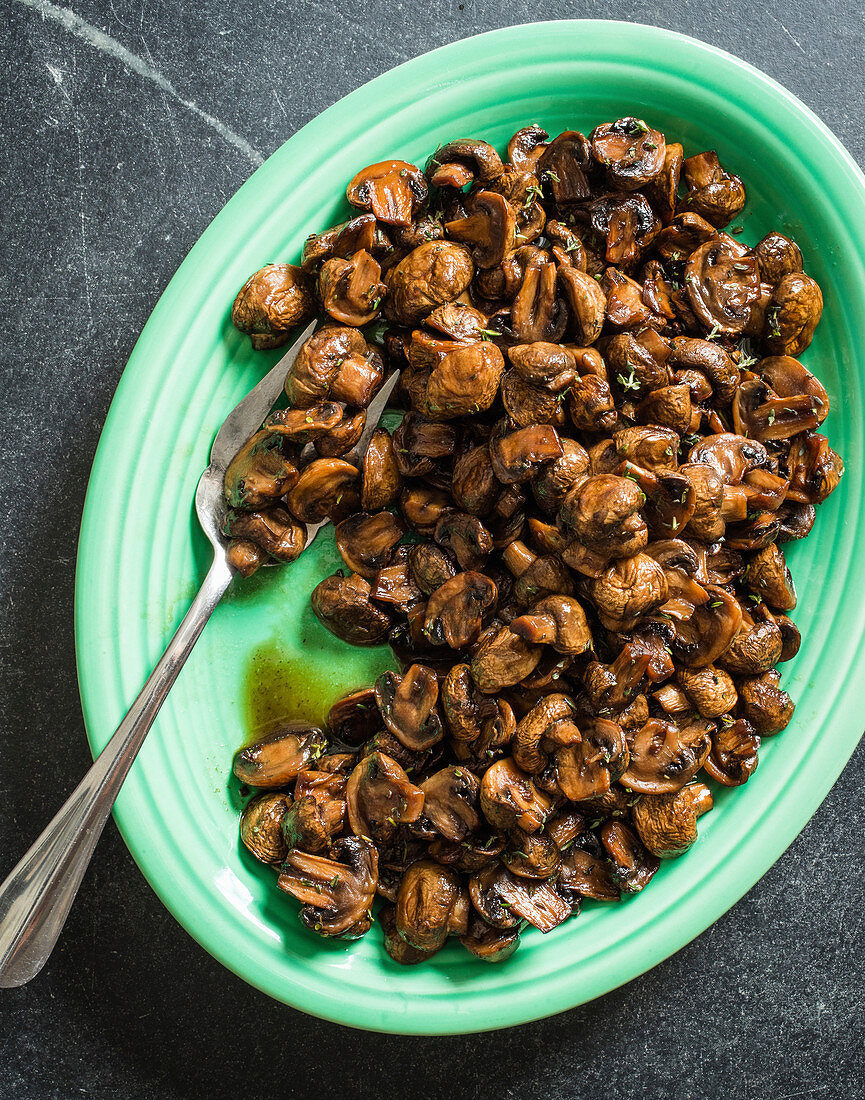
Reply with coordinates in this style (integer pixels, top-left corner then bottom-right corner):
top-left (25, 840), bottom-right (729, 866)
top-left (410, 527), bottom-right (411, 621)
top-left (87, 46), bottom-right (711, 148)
top-left (0, 319), bottom-right (401, 988)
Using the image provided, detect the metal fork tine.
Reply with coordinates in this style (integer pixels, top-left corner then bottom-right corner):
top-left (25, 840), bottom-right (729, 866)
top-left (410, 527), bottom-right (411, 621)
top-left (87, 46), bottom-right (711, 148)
top-left (209, 318), bottom-right (317, 470)
top-left (345, 369), bottom-right (402, 468)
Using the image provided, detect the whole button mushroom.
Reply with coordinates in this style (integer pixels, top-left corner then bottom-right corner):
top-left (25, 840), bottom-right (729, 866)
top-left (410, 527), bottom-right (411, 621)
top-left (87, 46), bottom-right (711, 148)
top-left (284, 324), bottom-right (384, 408)
top-left (737, 669), bottom-right (795, 734)
top-left (678, 151), bottom-right (746, 229)
top-left (764, 272), bottom-right (824, 356)
top-left (600, 820), bottom-right (660, 893)
top-left (590, 117), bottom-right (666, 190)
top-left (621, 717), bottom-right (713, 794)
top-left (239, 792), bottom-right (290, 864)
top-left (703, 718), bottom-right (761, 786)
top-left (755, 232), bottom-right (803, 284)
top-left (318, 249), bottom-right (386, 326)
top-left (685, 239), bottom-right (761, 336)
top-left (232, 262), bottom-right (315, 349)
top-left (223, 430), bottom-right (299, 510)
top-left (384, 241), bottom-right (474, 326)
top-left (310, 572), bottom-right (392, 646)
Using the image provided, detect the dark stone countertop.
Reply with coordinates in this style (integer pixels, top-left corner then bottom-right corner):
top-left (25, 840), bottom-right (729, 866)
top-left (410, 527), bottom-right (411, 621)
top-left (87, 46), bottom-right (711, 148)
top-left (1, 2), bottom-right (863, 1097)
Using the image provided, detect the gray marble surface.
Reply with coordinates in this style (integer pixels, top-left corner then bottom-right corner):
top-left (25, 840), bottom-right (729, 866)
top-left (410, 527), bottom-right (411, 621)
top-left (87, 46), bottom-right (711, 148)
top-left (1, 1), bottom-right (863, 1096)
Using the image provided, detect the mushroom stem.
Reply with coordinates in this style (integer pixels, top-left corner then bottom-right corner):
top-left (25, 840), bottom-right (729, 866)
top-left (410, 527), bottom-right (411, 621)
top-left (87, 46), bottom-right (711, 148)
top-left (502, 539), bottom-right (537, 576)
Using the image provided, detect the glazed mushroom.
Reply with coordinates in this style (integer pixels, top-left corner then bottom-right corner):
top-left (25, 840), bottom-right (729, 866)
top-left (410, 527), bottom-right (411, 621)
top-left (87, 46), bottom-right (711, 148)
top-left (375, 664), bottom-right (444, 751)
top-left (239, 792), bottom-right (290, 863)
top-left (755, 232), bottom-right (803, 284)
top-left (679, 151), bottom-right (746, 228)
top-left (423, 571), bottom-right (498, 650)
top-left (318, 249), bottom-right (386, 326)
top-left (480, 757), bottom-right (551, 833)
top-left (232, 263), bottom-right (315, 349)
top-left (764, 273), bottom-right (823, 356)
top-left (326, 687), bottom-right (381, 747)
top-left (346, 160), bottom-right (428, 226)
top-left (415, 766), bottom-right (481, 842)
top-left (311, 572), bottom-right (392, 645)
top-left (489, 425), bottom-right (563, 484)
top-left (745, 543), bottom-right (797, 610)
top-left (460, 914), bottom-right (521, 961)
top-left (591, 118), bottom-right (666, 190)
top-left (558, 474), bottom-right (648, 575)
top-left (557, 266), bottom-right (607, 344)
top-left (469, 863), bottom-right (570, 932)
top-left (223, 430), bottom-right (298, 510)
top-left (677, 666), bottom-right (738, 719)
top-left (445, 191), bottom-right (517, 268)
top-left (600, 820), bottom-right (660, 893)
top-left (703, 718), bottom-right (761, 786)
top-left (361, 428), bottom-right (401, 511)
top-left (345, 750), bottom-right (425, 842)
top-left (224, 505), bottom-right (307, 563)
top-left (632, 783), bottom-right (713, 857)
top-left (395, 861), bottom-right (467, 952)
top-left (737, 670), bottom-right (795, 734)
top-left (284, 324), bottom-right (384, 408)
top-left (620, 717), bottom-right (713, 794)
top-left (470, 625), bottom-right (542, 693)
top-left (384, 241), bottom-right (474, 325)
top-left (287, 458), bottom-right (360, 523)
top-left (509, 595), bottom-right (592, 655)
top-left (232, 724), bottom-right (326, 788)
top-left (685, 239), bottom-right (760, 336)
top-left (278, 836), bottom-right (378, 938)
top-left (334, 511), bottom-right (405, 579)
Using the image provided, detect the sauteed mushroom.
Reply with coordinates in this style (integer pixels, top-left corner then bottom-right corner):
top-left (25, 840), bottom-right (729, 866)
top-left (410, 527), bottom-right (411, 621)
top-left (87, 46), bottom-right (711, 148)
top-left (229, 118), bottom-right (842, 965)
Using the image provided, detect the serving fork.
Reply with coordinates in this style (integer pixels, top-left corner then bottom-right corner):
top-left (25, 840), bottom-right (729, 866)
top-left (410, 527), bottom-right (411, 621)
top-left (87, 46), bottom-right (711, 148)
top-left (0, 319), bottom-right (400, 987)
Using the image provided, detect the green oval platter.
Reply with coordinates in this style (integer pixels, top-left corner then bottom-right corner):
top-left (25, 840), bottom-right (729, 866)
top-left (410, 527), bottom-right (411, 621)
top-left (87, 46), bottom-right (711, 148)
top-left (74, 21), bottom-right (865, 1034)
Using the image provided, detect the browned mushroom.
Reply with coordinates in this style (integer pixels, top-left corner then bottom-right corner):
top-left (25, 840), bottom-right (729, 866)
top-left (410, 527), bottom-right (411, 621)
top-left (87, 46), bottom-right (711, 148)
top-left (375, 664), bottom-right (444, 751)
top-left (685, 239), bottom-right (760, 336)
top-left (588, 553), bottom-right (669, 631)
top-left (470, 625), bottom-right (542, 692)
top-left (632, 783), bottom-right (713, 857)
top-left (232, 263), bottom-right (315, 349)
top-left (423, 571), bottom-right (498, 650)
top-left (745, 543), bottom-right (797, 610)
top-left (334, 511), bottom-right (405, 579)
top-left (226, 538), bottom-right (267, 578)
top-left (326, 687), bottom-right (381, 747)
top-left (395, 860), bottom-right (467, 951)
top-left (490, 425), bottom-right (563, 484)
top-left (509, 594), bottom-right (592, 656)
top-left (557, 266), bottom-right (607, 345)
top-left (677, 666), bottom-right (738, 718)
top-left (434, 512), bottom-right (493, 571)
top-left (588, 192), bottom-right (660, 268)
top-left (239, 792), bottom-right (290, 863)
top-left (279, 836), bottom-right (378, 937)
top-left (415, 765), bottom-right (481, 842)
top-left (737, 670), bottom-right (795, 734)
top-left (558, 474), bottom-right (648, 575)
top-left (755, 232), bottom-right (803, 284)
top-left (445, 191), bottom-right (517, 268)
top-left (301, 212), bottom-right (390, 274)
top-left (554, 718), bottom-right (629, 802)
top-left (286, 458), bottom-right (360, 523)
top-left (764, 273), bottom-right (823, 356)
top-left (679, 151), bottom-right (746, 228)
top-left (620, 717), bottom-right (712, 794)
top-left (469, 863), bottom-right (570, 932)
top-left (233, 724), bottom-right (326, 788)
top-left (223, 430), bottom-right (298, 510)
top-left (407, 331), bottom-right (505, 419)
top-left (479, 757), bottom-right (551, 832)
top-left (347, 160), bottom-right (428, 226)
top-left (311, 572), bottom-right (392, 645)
top-left (600, 820), bottom-right (660, 892)
top-left (558, 832), bottom-right (620, 902)
top-left (224, 505), bottom-right (307, 563)
top-left (459, 914), bottom-right (520, 961)
top-left (284, 324), bottom-right (384, 408)
top-left (384, 241), bottom-right (474, 325)
top-left (591, 118), bottom-right (666, 190)
top-left (345, 750), bottom-right (425, 842)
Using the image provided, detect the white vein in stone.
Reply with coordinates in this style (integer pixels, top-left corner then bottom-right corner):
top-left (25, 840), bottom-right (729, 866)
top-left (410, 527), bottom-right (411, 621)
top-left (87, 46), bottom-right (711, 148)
top-left (16, 0), bottom-right (265, 167)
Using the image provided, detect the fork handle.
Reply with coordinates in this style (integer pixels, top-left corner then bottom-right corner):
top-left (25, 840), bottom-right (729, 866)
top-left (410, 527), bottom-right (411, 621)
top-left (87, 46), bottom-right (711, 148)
top-left (0, 556), bottom-right (233, 988)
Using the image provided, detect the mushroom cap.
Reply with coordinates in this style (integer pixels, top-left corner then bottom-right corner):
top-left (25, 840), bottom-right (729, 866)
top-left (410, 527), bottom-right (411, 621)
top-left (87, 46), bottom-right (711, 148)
top-left (239, 792), bottom-right (290, 864)
top-left (232, 724), bottom-right (325, 788)
top-left (685, 239), bottom-right (760, 336)
top-left (346, 160), bottom-right (428, 226)
top-left (345, 750), bottom-right (425, 842)
top-left (310, 572), bottom-right (392, 646)
top-left (384, 241), bottom-right (474, 326)
top-left (278, 836), bottom-right (378, 938)
top-left (374, 664), bottom-right (444, 752)
top-left (232, 263), bottom-right (315, 349)
top-left (632, 783), bottom-right (713, 858)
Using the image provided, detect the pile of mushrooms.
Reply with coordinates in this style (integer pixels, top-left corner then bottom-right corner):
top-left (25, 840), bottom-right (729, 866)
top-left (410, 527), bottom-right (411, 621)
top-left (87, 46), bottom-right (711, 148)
top-left (228, 121), bottom-right (843, 964)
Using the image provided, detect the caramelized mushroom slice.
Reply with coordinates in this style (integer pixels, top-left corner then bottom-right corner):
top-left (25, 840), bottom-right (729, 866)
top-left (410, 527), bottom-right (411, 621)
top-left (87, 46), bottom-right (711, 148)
top-left (445, 191), bottom-right (517, 268)
top-left (434, 511), bottom-right (493, 571)
top-left (469, 864), bottom-right (569, 933)
top-left (460, 914), bottom-right (521, 962)
top-left (588, 192), bottom-right (660, 268)
top-left (590, 118), bottom-right (666, 189)
top-left (470, 625), bottom-right (543, 693)
top-left (375, 664), bottom-right (444, 751)
top-left (327, 687), bottom-right (381, 747)
top-left (511, 254), bottom-right (564, 343)
top-left (424, 571), bottom-right (498, 650)
top-left (416, 765), bottom-right (481, 842)
top-left (360, 428), bottom-right (401, 511)
top-left (685, 239), bottom-right (760, 336)
top-left (239, 792), bottom-right (290, 864)
top-left (223, 430), bottom-right (298, 509)
top-left (786, 431), bottom-right (844, 504)
top-left (536, 130), bottom-right (592, 202)
top-left (745, 543), bottom-right (797, 610)
top-left (672, 584), bottom-right (742, 667)
top-left (558, 832), bottom-right (620, 902)
top-left (278, 836), bottom-right (378, 938)
top-left (679, 151), bottom-right (746, 228)
top-left (430, 138), bottom-right (504, 183)
top-left (620, 717), bottom-right (713, 794)
top-left (345, 750), bottom-right (425, 842)
top-left (632, 783), bottom-right (713, 858)
top-left (764, 272), bottom-right (823, 356)
top-left (703, 718), bottom-right (760, 786)
top-left (489, 425), bottom-right (563, 484)
top-left (480, 757), bottom-right (552, 833)
top-left (511, 693), bottom-right (579, 775)
top-left (318, 249), bottom-right (386, 326)
top-left (334, 511), bottom-right (405, 579)
top-left (557, 266), bottom-right (607, 345)
top-left (346, 160), bottom-right (428, 226)
top-left (312, 408), bottom-right (367, 458)
top-left (232, 263), bottom-right (315, 349)
top-left (400, 483), bottom-right (452, 534)
top-left (509, 594), bottom-right (592, 656)
top-left (224, 505), bottom-right (307, 563)
top-left (287, 458), bottom-right (360, 523)
top-left (232, 724), bottom-right (326, 788)
top-left (644, 141), bottom-right (683, 223)
top-left (760, 355), bottom-right (829, 424)
top-left (311, 572), bottom-right (392, 645)
top-left (384, 241), bottom-right (474, 325)
top-left (600, 820), bottom-right (660, 893)
top-left (395, 861), bottom-right (466, 951)
top-left (555, 718), bottom-right (629, 802)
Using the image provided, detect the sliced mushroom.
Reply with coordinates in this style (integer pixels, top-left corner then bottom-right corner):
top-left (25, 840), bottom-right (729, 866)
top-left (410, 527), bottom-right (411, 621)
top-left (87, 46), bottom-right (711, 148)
top-left (346, 160), bottom-right (428, 226)
top-left (239, 792), bottom-right (290, 863)
top-left (333, 511), bottom-right (405, 579)
top-left (375, 664), bottom-right (444, 751)
top-left (588, 192), bottom-right (660, 268)
top-left (558, 832), bottom-right (620, 902)
top-left (430, 138), bottom-right (504, 183)
top-left (591, 118), bottom-right (666, 189)
top-left (679, 151), bottom-right (746, 228)
top-left (503, 829), bottom-right (562, 880)
top-left (600, 820), bottom-right (660, 892)
top-left (764, 273), bottom-right (823, 356)
top-left (559, 474), bottom-right (649, 570)
top-left (408, 543), bottom-right (458, 596)
top-left (460, 914), bottom-right (521, 961)
top-left (232, 724), bottom-right (326, 788)
top-left (278, 835), bottom-right (378, 938)
top-left (310, 572), bottom-right (392, 646)
top-left (511, 693), bottom-right (578, 775)
top-left (232, 263), bottom-right (315, 349)
top-left (632, 783), bottom-right (713, 857)
top-left (672, 584), bottom-right (742, 668)
top-left (345, 750), bottom-right (425, 842)
top-left (620, 717), bottom-right (713, 794)
top-left (423, 571), bottom-right (498, 650)
top-left (644, 141), bottom-right (683, 223)
top-left (685, 239), bottom-right (760, 336)
top-left (445, 191), bottom-right (517, 268)
top-left (490, 425), bottom-right (563, 485)
top-left (703, 718), bottom-right (760, 786)
top-left (399, 483), bottom-right (452, 534)
top-left (509, 595), bottom-right (592, 656)
top-left (536, 130), bottom-right (592, 201)
top-left (557, 266), bottom-right (607, 345)
top-left (318, 249), bottom-right (386, 326)
top-left (284, 324), bottom-right (384, 408)
top-left (434, 511), bottom-right (493, 571)
top-left (224, 505), bottom-right (307, 563)
top-left (470, 625), bottom-right (543, 693)
top-left (469, 863), bottom-right (569, 932)
top-left (384, 241), bottom-right (474, 325)
top-left (479, 757), bottom-right (551, 833)
top-left (326, 687), bottom-right (381, 748)
top-left (359, 428), bottom-right (400, 511)
top-left (415, 766), bottom-right (481, 842)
